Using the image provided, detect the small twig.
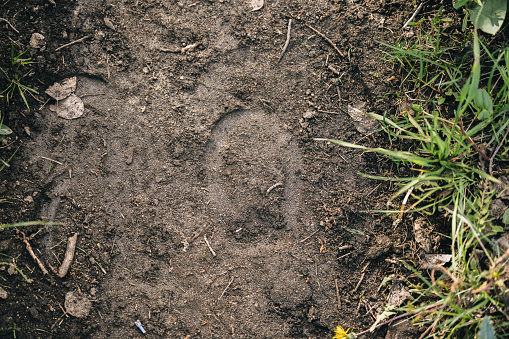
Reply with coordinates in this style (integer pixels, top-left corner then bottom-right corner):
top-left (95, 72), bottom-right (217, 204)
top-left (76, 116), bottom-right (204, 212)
top-left (403, 2), bottom-right (424, 29)
top-left (58, 233), bottom-right (78, 278)
top-left (55, 35), bottom-right (91, 52)
top-left (299, 229), bottom-right (320, 243)
top-left (363, 299), bottom-right (377, 321)
top-left (318, 110), bottom-right (342, 115)
top-left (419, 315), bottom-right (440, 339)
top-left (304, 23), bottom-right (345, 57)
top-left (21, 232), bottom-right (48, 275)
top-left (204, 235), bottom-right (216, 257)
top-left (39, 98), bottom-right (51, 111)
top-left (489, 126), bottom-right (509, 176)
top-left (338, 251), bottom-right (353, 259)
top-left (352, 272), bottom-right (366, 294)
top-left (218, 276), bottom-right (234, 300)
top-left (335, 278), bottom-right (341, 309)
top-left (458, 118), bottom-right (490, 161)
top-left (266, 182), bottom-right (283, 195)
top-left (352, 262), bottom-right (370, 294)
top-left (41, 156), bottom-right (63, 165)
top-left (0, 18), bottom-right (19, 34)
top-left (277, 19), bottom-right (292, 63)
top-left (364, 183), bottom-right (382, 198)
top-left (337, 245), bottom-right (352, 251)
top-left (327, 64), bottom-right (340, 75)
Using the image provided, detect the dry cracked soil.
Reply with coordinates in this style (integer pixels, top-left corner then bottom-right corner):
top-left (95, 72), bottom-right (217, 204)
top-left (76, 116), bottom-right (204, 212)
top-left (0, 0), bottom-right (459, 338)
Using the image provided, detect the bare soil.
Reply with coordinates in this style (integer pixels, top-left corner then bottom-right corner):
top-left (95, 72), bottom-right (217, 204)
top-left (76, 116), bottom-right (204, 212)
top-left (0, 1), bottom-right (461, 338)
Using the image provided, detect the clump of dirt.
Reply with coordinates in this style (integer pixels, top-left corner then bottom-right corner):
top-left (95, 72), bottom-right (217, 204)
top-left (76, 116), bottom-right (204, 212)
top-left (0, 1), bottom-right (464, 338)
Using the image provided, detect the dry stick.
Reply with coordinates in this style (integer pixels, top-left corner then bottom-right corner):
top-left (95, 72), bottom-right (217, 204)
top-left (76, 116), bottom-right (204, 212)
top-left (204, 235), bottom-right (216, 257)
top-left (41, 156), bottom-right (63, 165)
top-left (0, 18), bottom-right (19, 33)
top-left (266, 182), bottom-right (283, 194)
top-left (489, 126), bottom-right (509, 176)
top-left (338, 251), bottom-right (353, 259)
top-left (55, 35), bottom-right (91, 52)
top-left (21, 232), bottom-right (48, 275)
top-left (334, 278), bottom-right (341, 309)
top-left (419, 316), bottom-right (440, 339)
top-left (304, 23), bottom-right (345, 57)
top-left (457, 118), bottom-right (490, 161)
top-left (403, 2), bottom-right (424, 29)
top-left (352, 262), bottom-right (370, 294)
top-left (218, 276), bottom-right (234, 300)
top-left (277, 19), bottom-right (292, 63)
top-left (58, 233), bottom-right (78, 278)
top-left (299, 229), bottom-right (320, 243)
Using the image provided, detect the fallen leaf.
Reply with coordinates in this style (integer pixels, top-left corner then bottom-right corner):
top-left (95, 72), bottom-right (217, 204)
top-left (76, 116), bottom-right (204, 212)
top-left (413, 217), bottom-right (432, 253)
top-left (422, 254), bottom-right (452, 268)
top-left (55, 94), bottom-right (84, 119)
top-left (387, 279), bottom-right (412, 307)
top-left (250, 0), bottom-right (263, 11)
top-left (347, 102), bottom-right (379, 135)
top-left (45, 77), bottom-right (77, 101)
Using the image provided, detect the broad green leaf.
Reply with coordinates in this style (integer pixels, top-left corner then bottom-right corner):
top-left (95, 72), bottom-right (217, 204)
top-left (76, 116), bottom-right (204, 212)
top-left (474, 89), bottom-right (493, 113)
top-left (471, 0), bottom-right (507, 35)
top-left (454, 0), bottom-right (470, 8)
top-left (478, 316), bottom-right (496, 339)
top-left (478, 109), bottom-right (491, 120)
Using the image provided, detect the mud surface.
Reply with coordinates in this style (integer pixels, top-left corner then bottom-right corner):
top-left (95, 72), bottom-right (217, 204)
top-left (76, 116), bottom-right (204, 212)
top-left (0, 1), bottom-right (456, 338)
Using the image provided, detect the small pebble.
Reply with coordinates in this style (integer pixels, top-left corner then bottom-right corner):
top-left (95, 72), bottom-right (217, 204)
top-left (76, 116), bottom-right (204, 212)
top-left (0, 286), bottom-right (8, 299)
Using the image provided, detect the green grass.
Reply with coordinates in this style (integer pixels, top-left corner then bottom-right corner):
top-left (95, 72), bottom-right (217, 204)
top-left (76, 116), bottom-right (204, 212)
top-left (0, 42), bottom-right (38, 111)
top-left (325, 6), bottom-right (509, 339)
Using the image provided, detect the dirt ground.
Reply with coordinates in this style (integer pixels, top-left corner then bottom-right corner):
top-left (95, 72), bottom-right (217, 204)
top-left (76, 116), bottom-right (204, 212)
top-left (0, 0), bottom-right (460, 338)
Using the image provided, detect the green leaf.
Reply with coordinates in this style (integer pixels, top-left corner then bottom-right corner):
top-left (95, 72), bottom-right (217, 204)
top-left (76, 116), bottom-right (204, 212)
top-left (454, 0), bottom-right (471, 9)
top-left (503, 208), bottom-right (509, 225)
top-left (478, 316), bottom-right (496, 339)
top-left (474, 89), bottom-right (493, 113)
top-left (437, 96), bottom-right (446, 105)
top-left (471, 0), bottom-right (507, 35)
top-left (478, 109), bottom-right (491, 120)
top-left (411, 104), bottom-right (423, 113)
top-left (0, 124), bottom-right (12, 135)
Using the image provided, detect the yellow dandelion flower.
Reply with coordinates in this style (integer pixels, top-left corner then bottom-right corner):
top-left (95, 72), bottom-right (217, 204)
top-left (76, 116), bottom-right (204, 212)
top-left (333, 326), bottom-right (354, 339)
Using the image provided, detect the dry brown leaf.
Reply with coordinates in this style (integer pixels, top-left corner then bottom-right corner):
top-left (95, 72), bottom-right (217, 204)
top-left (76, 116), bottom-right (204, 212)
top-left (55, 94), bottom-right (84, 119)
top-left (45, 76), bottom-right (77, 100)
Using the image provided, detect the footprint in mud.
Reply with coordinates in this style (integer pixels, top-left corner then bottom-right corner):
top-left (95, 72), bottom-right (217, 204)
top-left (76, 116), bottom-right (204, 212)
top-left (206, 110), bottom-right (304, 237)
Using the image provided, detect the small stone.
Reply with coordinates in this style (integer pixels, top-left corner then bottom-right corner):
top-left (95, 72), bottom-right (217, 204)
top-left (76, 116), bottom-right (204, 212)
top-left (29, 306), bottom-right (40, 319)
top-left (366, 235), bottom-right (392, 259)
top-left (90, 288), bottom-right (97, 296)
top-left (7, 265), bottom-right (16, 275)
top-left (65, 291), bottom-right (92, 318)
top-left (0, 286), bottom-right (8, 299)
top-left (30, 33), bottom-right (46, 49)
top-left (302, 110), bottom-right (316, 119)
top-left (24, 196), bottom-right (34, 203)
top-left (104, 17), bottom-right (116, 30)
top-left (94, 31), bottom-right (105, 41)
